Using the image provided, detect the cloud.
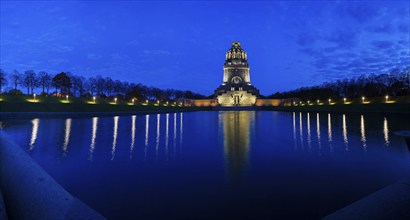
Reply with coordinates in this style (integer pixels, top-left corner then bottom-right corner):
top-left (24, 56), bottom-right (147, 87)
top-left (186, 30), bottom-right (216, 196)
top-left (366, 23), bottom-right (393, 33)
top-left (371, 40), bottom-right (394, 50)
top-left (296, 33), bottom-right (317, 47)
top-left (325, 29), bottom-right (358, 49)
top-left (143, 50), bottom-right (172, 55)
top-left (87, 53), bottom-right (101, 60)
top-left (340, 3), bottom-right (382, 23)
top-left (397, 23), bottom-right (409, 33)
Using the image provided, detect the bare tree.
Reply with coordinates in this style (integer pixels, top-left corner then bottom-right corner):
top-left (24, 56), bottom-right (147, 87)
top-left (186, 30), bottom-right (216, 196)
top-left (38, 71), bottom-right (51, 95)
top-left (23, 70), bottom-right (37, 95)
top-left (72, 75), bottom-right (86, 97)
top-left (0, 69), bottom-right (7, 94)
top-left (104, 77), bottom-right (114, 97)
top-left (10, 70), bottom-right (21, 93)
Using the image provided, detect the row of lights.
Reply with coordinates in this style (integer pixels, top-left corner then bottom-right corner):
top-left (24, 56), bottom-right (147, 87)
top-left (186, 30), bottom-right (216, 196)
top-left (293, 95), bottom-right (390, 105)
top-left (30, 94), bottom-right (182, 106)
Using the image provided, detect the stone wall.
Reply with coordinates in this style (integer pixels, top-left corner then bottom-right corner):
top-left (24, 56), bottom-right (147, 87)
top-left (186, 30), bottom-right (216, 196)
top-left (255, 99), bottom-right (282, 106)
top-left (192, 99), bottom-right (219, 107)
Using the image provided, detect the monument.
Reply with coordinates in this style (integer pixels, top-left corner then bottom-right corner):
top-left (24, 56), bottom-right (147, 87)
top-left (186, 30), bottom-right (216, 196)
top-left (214, 42), bottom-right (260, 106)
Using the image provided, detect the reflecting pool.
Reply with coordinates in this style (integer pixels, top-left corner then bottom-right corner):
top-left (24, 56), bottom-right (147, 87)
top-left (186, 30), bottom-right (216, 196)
top-left (1, 111), bottom-right (409, 219)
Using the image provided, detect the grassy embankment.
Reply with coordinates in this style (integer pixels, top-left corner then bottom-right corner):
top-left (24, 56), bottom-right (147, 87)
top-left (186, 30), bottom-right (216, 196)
top-left (1, 95), bottom-right (409, 113)
top-left (262, 96), bottom-right (410, 113)
top-left (0, 95), bottom-right (210, 113)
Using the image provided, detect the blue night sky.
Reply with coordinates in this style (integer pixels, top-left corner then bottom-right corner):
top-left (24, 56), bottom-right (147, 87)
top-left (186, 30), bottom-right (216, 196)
top-left (1, 1), bottom-right (409, 95)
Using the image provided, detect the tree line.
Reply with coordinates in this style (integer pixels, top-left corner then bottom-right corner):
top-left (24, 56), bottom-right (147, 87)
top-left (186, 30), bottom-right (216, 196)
top-left (0, 69), bottom-right (207, 101)
top-left (269, 67), bottom-right (410, 100)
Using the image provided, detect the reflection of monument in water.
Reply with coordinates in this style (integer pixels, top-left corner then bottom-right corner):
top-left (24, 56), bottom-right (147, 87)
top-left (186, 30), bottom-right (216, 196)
top-left (214, 42), bottom-right (260, 106)
top-left (221, 111), bottom-right (254, 179)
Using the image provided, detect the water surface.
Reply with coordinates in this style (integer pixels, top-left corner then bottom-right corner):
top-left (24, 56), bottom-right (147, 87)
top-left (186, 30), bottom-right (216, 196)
top-left (1, 111), bottom-right (409, 219)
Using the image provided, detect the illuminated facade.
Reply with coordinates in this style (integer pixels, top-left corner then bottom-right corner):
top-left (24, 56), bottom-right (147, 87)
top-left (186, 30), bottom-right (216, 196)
top-left (214, 42), bottom-right (260, 106)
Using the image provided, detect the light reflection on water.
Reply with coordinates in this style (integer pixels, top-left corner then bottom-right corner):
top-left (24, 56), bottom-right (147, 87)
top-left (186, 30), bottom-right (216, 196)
top-left (384, 117), bottom-right (390, 146)
top-left (361, 115), bottom-right (367, 150)
top-left (328, 113), bottom-right (333, 152)
top-left (89, 117), bottom-right (98, 160)
top-left (307, 112), bottom-right (311, 151)
top-left (155, 114), bottom-right (160, 159)
top-left (293, 112), bottom-right (297, 149)
top-left (111, 116), bottom-right (119, 160)
top-left (29, 118), bottom-right (39, 151)
top-left (62, 118), bottom-right (71, 155)
top-left (342, 114), bottom-right (348, 150)
top-left (21, 112), bottom-right (396, 161)
top-left (130, 115), bottom-right (136, 159)
top-left (316, 113), bottom-right (321, 151)
top-left (299, 112), bottom-right (304, 149)
top-left (222, 111), bottom-right (253, 179)
top-left (0, 111), bottom-right (407, 220)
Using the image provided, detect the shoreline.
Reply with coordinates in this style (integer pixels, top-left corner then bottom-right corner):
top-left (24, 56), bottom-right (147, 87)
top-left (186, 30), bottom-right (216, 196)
top-left (0, 101), bottom-right (409, 120)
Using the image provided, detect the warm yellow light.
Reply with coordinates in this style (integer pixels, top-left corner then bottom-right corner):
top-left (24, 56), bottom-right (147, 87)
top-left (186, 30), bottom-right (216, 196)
top-left (307, 100), bottom-right (310, 104)
top-left (27, 99), bottom-right (39, 103)
top-left (114, 98), bottom-right (117, 104)
top-left (328, 99), bottom-right (331, 103)
top-left (343, 97), bottom-right (346, 103)
top-left (385, 95), bottom-right (389, 102)
top-left (33, 93), bottom-right (36, 100)
top-left (66, 95), bottom-right (69, 101)
top-left (362, 96), bottom-right (365, 103)
top-left (93, 96), bottom-right (96, 103)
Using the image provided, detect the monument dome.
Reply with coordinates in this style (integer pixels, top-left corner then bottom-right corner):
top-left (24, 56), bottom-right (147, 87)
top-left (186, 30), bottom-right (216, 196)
top-left (214, 42), bottom-right (260, 106)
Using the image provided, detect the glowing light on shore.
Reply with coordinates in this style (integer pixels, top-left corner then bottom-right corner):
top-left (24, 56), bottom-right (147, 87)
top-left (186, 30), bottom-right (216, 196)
top-left (114, 97), bottom-right (117, 104)
top-left (93, 96), bottom-right (96, 103)
top-left (66, 95), bottom-right (69, 101)
top-left (385, 95), bottom-right (389, 103)
top-left (343, 97), bottom-right (346, 104)
top-left (33, 93), bottom-right (36, 100)
top-left (362, 96), bottom-right (365, 103)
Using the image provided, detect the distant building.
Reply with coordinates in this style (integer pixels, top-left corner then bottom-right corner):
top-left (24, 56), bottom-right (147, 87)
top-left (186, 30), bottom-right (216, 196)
top-left (185, 42), bottom-right (281, 108)
top-left (214, 42), bottom-right (260, 106)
